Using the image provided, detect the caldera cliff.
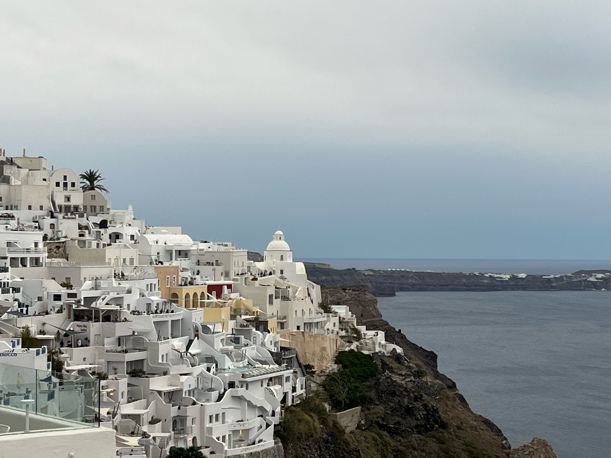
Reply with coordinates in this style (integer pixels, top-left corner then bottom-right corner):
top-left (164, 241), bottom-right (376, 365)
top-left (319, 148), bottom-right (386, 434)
top-left (304, 262), bottom-right (611, 296)
top-left (277, 285), bottom-right (556, 458)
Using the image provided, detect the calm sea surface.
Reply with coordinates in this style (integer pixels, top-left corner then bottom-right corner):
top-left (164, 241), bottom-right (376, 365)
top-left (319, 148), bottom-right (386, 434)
top-left (303, 259), bottom-right (611, 457)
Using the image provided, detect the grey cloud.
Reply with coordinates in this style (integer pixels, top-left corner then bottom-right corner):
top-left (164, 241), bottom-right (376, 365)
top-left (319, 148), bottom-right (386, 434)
top-left (0, 1), bottom-right (610, 258)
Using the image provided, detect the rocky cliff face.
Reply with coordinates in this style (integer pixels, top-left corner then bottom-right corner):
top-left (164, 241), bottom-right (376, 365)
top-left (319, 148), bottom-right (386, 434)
top-left (281, 286), bottom-right (557, 458)
top-left (306, 263), bottom-right (611, 296)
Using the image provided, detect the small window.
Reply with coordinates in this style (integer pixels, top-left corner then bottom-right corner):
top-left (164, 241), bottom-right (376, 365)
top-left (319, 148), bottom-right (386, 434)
top-left (166, 276), bottom-right (170, 287)
top-left (55, 182), bottom-right (60, 187)
top-left (39, 205), bottom-right (43, 210)
top-left (70, 182), bottom-right (75, 188)
top-left (63, 175), bottom-right (67, 180)
top-left (91, 195), bottom-right (96, 201)
top-left (27, 205), bottom-right (32, 210)
top-left (64, 196), bottom-right (71, 203)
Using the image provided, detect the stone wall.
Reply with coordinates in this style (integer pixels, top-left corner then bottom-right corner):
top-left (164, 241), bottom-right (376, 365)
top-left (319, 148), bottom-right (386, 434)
top-left (278, 331), bottom-right (339, 372)
top-left (331, 407), bottom-right (361, 433)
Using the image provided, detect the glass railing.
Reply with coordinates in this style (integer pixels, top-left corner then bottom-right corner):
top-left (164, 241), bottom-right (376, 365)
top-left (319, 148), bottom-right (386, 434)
top-left (0, 365), bottom-right (101, 429)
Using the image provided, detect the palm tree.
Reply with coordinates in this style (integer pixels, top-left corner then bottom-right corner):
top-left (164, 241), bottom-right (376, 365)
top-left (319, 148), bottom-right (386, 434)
top-left (80, 169), bottom-right (109, 193)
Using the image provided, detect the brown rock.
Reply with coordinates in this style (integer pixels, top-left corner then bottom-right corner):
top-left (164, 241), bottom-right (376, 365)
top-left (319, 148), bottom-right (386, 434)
top-left (509, 437), bottom-right (557, 458)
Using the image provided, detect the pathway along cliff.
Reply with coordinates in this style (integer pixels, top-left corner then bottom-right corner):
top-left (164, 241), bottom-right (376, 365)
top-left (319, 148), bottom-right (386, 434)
top-left (304, 262), bottom-right (611, 296)
top-left (276, 285), bottom-right (556, 458)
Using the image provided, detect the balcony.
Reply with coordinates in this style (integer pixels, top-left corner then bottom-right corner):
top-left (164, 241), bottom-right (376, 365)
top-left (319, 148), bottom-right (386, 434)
top-left (150, 311), bottom-right (183, 321)
top-left (4, 247), bottom-right (45, 255)
top-left (105, 348), bottom-right (148, 362)
top-left (172, 425), bottom-right (192, 438)
top-left (304, 313), bottom-right (327, 324)
top-left (0, 287), bottom-right (20, 295)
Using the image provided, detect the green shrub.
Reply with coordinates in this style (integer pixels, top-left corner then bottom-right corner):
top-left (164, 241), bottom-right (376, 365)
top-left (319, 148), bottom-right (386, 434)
top-left (335, 350), bottom-right (378, 383)
top-left (276, 401), bottom-right (322, 445)
top-left (322, 370), bottom-right (371, 411)
top-left (414, 368), bottom-right (427, 379)
top-left (90, 371), bottom-right (108, 380)
top-left (127, 368), bottom-right (146, 378)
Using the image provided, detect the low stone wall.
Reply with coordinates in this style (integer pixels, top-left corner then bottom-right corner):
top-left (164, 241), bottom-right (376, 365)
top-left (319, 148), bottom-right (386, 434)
top-left (331, 407), bottom-right (361, 433)
top-left (234, 442), bottom-right (284, 458)
top-left (278, 331), bottom-right (339, 372)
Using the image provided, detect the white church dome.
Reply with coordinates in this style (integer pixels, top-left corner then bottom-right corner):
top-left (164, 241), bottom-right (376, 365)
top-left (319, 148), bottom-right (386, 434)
top-left (266, 230), bottom-right (290, 251)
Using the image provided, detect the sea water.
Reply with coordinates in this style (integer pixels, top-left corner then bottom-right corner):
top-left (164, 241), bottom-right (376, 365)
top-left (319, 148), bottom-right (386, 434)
top-left (302, 259), bottom-right (611, 457)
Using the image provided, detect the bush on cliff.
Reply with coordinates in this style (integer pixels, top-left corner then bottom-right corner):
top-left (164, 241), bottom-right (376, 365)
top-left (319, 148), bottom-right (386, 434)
top-left (335, 350), bottom-right (378, 383)
top-left (276, 396), bottom-right (327, 444)
top-left (322, 351), bottom-right (378, 410)
top-left (322, 371), bottom-right (370, 410)
top-left (277, 396), bottom-right (359, 457)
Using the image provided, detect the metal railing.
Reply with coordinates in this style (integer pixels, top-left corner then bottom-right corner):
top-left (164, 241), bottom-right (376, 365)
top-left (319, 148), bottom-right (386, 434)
top-left (0, 366), bottom-right (101, 431)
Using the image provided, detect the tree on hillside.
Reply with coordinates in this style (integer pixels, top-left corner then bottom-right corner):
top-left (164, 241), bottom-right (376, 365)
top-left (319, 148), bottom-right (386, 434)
top-left (166, 446), bottom-right (204, 458)
top-left (80, 169), bottom-right (109, 193)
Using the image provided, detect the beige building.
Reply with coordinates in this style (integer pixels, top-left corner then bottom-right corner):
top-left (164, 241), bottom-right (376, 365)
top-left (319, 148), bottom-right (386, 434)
top-left (155, 265), bottom-right (180, 299)
top-left (50, 167), bottom-right (83, 214)
top-left (83, 189), bottom-right (111, 216)
top-left (0, 151), bottom-right (51, 212)
top-left (168, 284), bottom-right (208, 308)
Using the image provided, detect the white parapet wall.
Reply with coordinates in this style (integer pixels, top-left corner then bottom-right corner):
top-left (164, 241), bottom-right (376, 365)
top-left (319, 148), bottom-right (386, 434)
top-left (0, 427), bottom-right (116, 458)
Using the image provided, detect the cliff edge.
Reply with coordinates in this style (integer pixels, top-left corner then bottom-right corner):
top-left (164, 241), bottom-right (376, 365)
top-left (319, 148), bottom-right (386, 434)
top-left (279, 285), bottom-right (556, 458)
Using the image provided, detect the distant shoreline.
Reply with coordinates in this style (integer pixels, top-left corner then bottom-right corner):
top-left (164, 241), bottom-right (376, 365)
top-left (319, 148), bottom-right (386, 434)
top-left (304, 261), bottom-right (611, 297)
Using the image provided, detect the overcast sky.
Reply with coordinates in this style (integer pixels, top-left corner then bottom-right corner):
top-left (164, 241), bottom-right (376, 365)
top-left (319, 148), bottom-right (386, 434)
top-left (1, 1), bottom-right (610, 259)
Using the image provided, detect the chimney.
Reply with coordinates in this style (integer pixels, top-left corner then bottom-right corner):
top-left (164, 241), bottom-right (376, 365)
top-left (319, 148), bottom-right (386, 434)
top-left (22, 148), bottom-right (26, 157)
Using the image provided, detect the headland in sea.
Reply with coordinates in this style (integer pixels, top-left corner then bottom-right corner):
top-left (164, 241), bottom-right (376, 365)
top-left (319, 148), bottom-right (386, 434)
top-left (302, 258), bottom-right (611, 296)
top-left (301, 258), bottom-right (611, 275)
